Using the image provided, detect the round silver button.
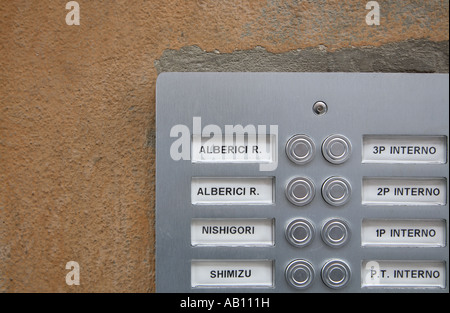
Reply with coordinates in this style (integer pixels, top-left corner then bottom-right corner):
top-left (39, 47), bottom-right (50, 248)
top-left (321, 219), bottom-right (350, 248)
top-left (286, 135), bottom-right (315, 165)
top-left (322, 177), bottom-right (352, 206)
top-left (286, 177), bottom-right (315, 206)
top-left (322, 134), bottom-right (352, 164)
top-left (286, 259), bottom-right (315, 289)
top-left (286, 219), bottom-right (315, 247)
top-left (321, 260), bottom-right (351, 289)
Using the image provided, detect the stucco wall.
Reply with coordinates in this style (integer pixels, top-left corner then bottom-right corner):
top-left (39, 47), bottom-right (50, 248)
top-left (0, 0), bottom-right (448, 292)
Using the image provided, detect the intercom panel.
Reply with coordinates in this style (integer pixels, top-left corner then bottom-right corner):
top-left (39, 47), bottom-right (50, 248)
top-left (156, 73), bottom-right (449, 293)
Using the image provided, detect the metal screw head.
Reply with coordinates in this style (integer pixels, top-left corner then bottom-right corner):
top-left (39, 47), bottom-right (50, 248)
top-left (313, 101), bottom-right (328, 115)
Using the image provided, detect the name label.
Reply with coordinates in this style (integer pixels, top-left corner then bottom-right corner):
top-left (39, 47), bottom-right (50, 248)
top-left (191, 219), bottom-right (274, 246)
top-left (362, 261), bottom-right (446, 288)
top-left (191, 260), bottom-right (274, 287)
top-left (362, 219), bottom-right (446, 247)
top-left (191, 177), bottom-right (274, 205)
top-left (192, 135), bottom-right (276, 163)
top-left (362, 177), bottom-right (447, 206)
top-left (362, 135), bottom-right (447, 164)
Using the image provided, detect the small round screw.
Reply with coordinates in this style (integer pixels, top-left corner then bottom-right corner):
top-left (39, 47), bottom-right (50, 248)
top-left (313, 101), bottom-right (328, 115)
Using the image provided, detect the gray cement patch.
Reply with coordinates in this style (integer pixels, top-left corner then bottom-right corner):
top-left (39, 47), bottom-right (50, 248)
top-left (155, 40), bottom-right (449, 74)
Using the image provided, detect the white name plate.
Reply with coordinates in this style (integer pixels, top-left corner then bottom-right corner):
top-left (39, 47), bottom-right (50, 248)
top-left (192, 134), bottom-right (276, 163)
top-left (362, 260), bottom-right (446, 288)
top-left (191, 260), bottom-right (274, 287)
top-left (191, 219), bottom-right (274, 246)
top-left (362, 177), bottom-right (447, 206)
top-left (191, 177), bottom-right (274, 205)
top-left (362, 219), bottom-right (446, 247)
top-left (362, 135), bottom-right (447, 164)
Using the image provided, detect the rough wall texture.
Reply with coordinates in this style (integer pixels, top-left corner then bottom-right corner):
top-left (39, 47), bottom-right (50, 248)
top-left (0, 0), bottom-right (448, 292)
